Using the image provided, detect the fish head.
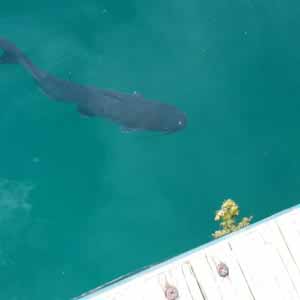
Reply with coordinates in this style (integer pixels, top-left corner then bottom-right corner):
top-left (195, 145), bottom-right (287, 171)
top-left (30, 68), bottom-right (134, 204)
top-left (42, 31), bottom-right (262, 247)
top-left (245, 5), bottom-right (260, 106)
top-left (156, 104), bottom-right (187, 133)
top-left (167, 111), bottom-right (187, 133)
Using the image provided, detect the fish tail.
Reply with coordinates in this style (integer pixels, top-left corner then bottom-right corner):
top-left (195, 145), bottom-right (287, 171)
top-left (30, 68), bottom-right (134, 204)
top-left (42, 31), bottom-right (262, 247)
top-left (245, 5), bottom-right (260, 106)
top-left (0, 38), bottom-right (21, 64)
top-left (0, 37), bottom-right (46, 82)
top-left (0, 50), bottom-right (19, 64)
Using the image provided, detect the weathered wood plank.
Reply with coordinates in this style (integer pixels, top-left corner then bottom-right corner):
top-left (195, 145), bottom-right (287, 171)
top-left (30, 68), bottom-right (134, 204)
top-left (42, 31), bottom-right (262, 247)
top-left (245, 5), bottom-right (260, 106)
top-left (229, 224), bottom-right (300, 300)
top-left (276, 209), bottom-right (300, 271)
top-left (258, 220), bottom-right (300, 297)
top-left (204, 241), bottom-right (254, 299)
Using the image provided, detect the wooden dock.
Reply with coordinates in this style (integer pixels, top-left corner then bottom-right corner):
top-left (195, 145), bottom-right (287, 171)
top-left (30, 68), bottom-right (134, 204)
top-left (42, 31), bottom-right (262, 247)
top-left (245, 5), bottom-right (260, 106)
top-left (75, 204), bottom-right (300, 300)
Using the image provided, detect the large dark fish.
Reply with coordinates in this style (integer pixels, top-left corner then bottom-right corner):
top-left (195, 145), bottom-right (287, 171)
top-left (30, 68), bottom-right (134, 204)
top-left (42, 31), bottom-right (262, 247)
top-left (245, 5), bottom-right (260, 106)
top-left (0, 38), bottom-right (187, 133)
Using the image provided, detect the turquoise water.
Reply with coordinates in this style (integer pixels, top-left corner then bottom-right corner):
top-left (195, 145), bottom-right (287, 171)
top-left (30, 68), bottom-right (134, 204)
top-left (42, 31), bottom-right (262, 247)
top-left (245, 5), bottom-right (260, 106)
top-left (1, 1), bottom-right (300, 299)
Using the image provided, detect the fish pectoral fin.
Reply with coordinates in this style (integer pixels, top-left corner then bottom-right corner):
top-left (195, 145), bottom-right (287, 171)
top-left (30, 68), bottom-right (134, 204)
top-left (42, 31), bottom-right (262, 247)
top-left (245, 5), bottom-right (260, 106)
top-left (77, 104), bottom-right (96, 117)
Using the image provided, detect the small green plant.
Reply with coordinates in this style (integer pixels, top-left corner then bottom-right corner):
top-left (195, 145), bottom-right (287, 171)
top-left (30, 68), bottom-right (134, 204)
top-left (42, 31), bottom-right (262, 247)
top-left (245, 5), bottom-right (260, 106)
top-left (212, 199), bottom-right (252, 239)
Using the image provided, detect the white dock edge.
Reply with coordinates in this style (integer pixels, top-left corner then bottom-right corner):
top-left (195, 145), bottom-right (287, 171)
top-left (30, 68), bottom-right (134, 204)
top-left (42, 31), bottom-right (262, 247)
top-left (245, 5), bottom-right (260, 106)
top-left (75, 204), bottom-right (300, 300)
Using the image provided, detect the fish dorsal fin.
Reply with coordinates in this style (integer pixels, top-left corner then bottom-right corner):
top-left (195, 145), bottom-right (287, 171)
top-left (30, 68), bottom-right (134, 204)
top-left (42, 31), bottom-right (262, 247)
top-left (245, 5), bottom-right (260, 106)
top-left (132, 91), bottom-right (145, 99)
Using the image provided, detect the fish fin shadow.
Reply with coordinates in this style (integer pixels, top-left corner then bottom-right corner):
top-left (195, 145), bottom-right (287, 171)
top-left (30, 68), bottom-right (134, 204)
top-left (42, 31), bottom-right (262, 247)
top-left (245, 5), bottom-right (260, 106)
top-left (120, 125), bottom-right (139, 133)
top-left (77, 104), bottom-right (97, 117)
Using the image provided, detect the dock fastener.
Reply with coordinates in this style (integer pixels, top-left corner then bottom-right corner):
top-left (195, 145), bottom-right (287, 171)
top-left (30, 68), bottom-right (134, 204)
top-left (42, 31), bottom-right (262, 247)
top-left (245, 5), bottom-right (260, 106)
top-left (217, 262), bottom-right (229, 277)
top-left (164, 285), bottom-right (179, 300)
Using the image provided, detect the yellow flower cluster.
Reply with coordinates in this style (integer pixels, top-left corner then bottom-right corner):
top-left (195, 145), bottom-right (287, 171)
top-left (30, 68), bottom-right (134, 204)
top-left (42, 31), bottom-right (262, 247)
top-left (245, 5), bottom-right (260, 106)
top-left (212, 199), bottom-right (252, 239)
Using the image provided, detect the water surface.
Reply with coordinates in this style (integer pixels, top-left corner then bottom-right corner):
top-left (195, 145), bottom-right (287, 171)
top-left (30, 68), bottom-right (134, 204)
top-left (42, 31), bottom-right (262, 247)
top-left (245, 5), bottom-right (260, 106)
top-left (1, 0), bottom-right (300, 299)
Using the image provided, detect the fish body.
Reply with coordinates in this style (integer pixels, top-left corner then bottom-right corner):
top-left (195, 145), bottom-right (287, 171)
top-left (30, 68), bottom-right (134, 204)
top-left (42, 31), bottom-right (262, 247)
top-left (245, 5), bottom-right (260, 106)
top-left (0, 38), bottom-right (187, 133)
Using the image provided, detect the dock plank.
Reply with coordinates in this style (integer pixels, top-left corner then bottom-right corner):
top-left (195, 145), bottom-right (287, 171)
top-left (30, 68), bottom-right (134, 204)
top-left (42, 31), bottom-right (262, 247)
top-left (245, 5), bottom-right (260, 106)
top-left (76, 205), bottom-right (300, 300)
